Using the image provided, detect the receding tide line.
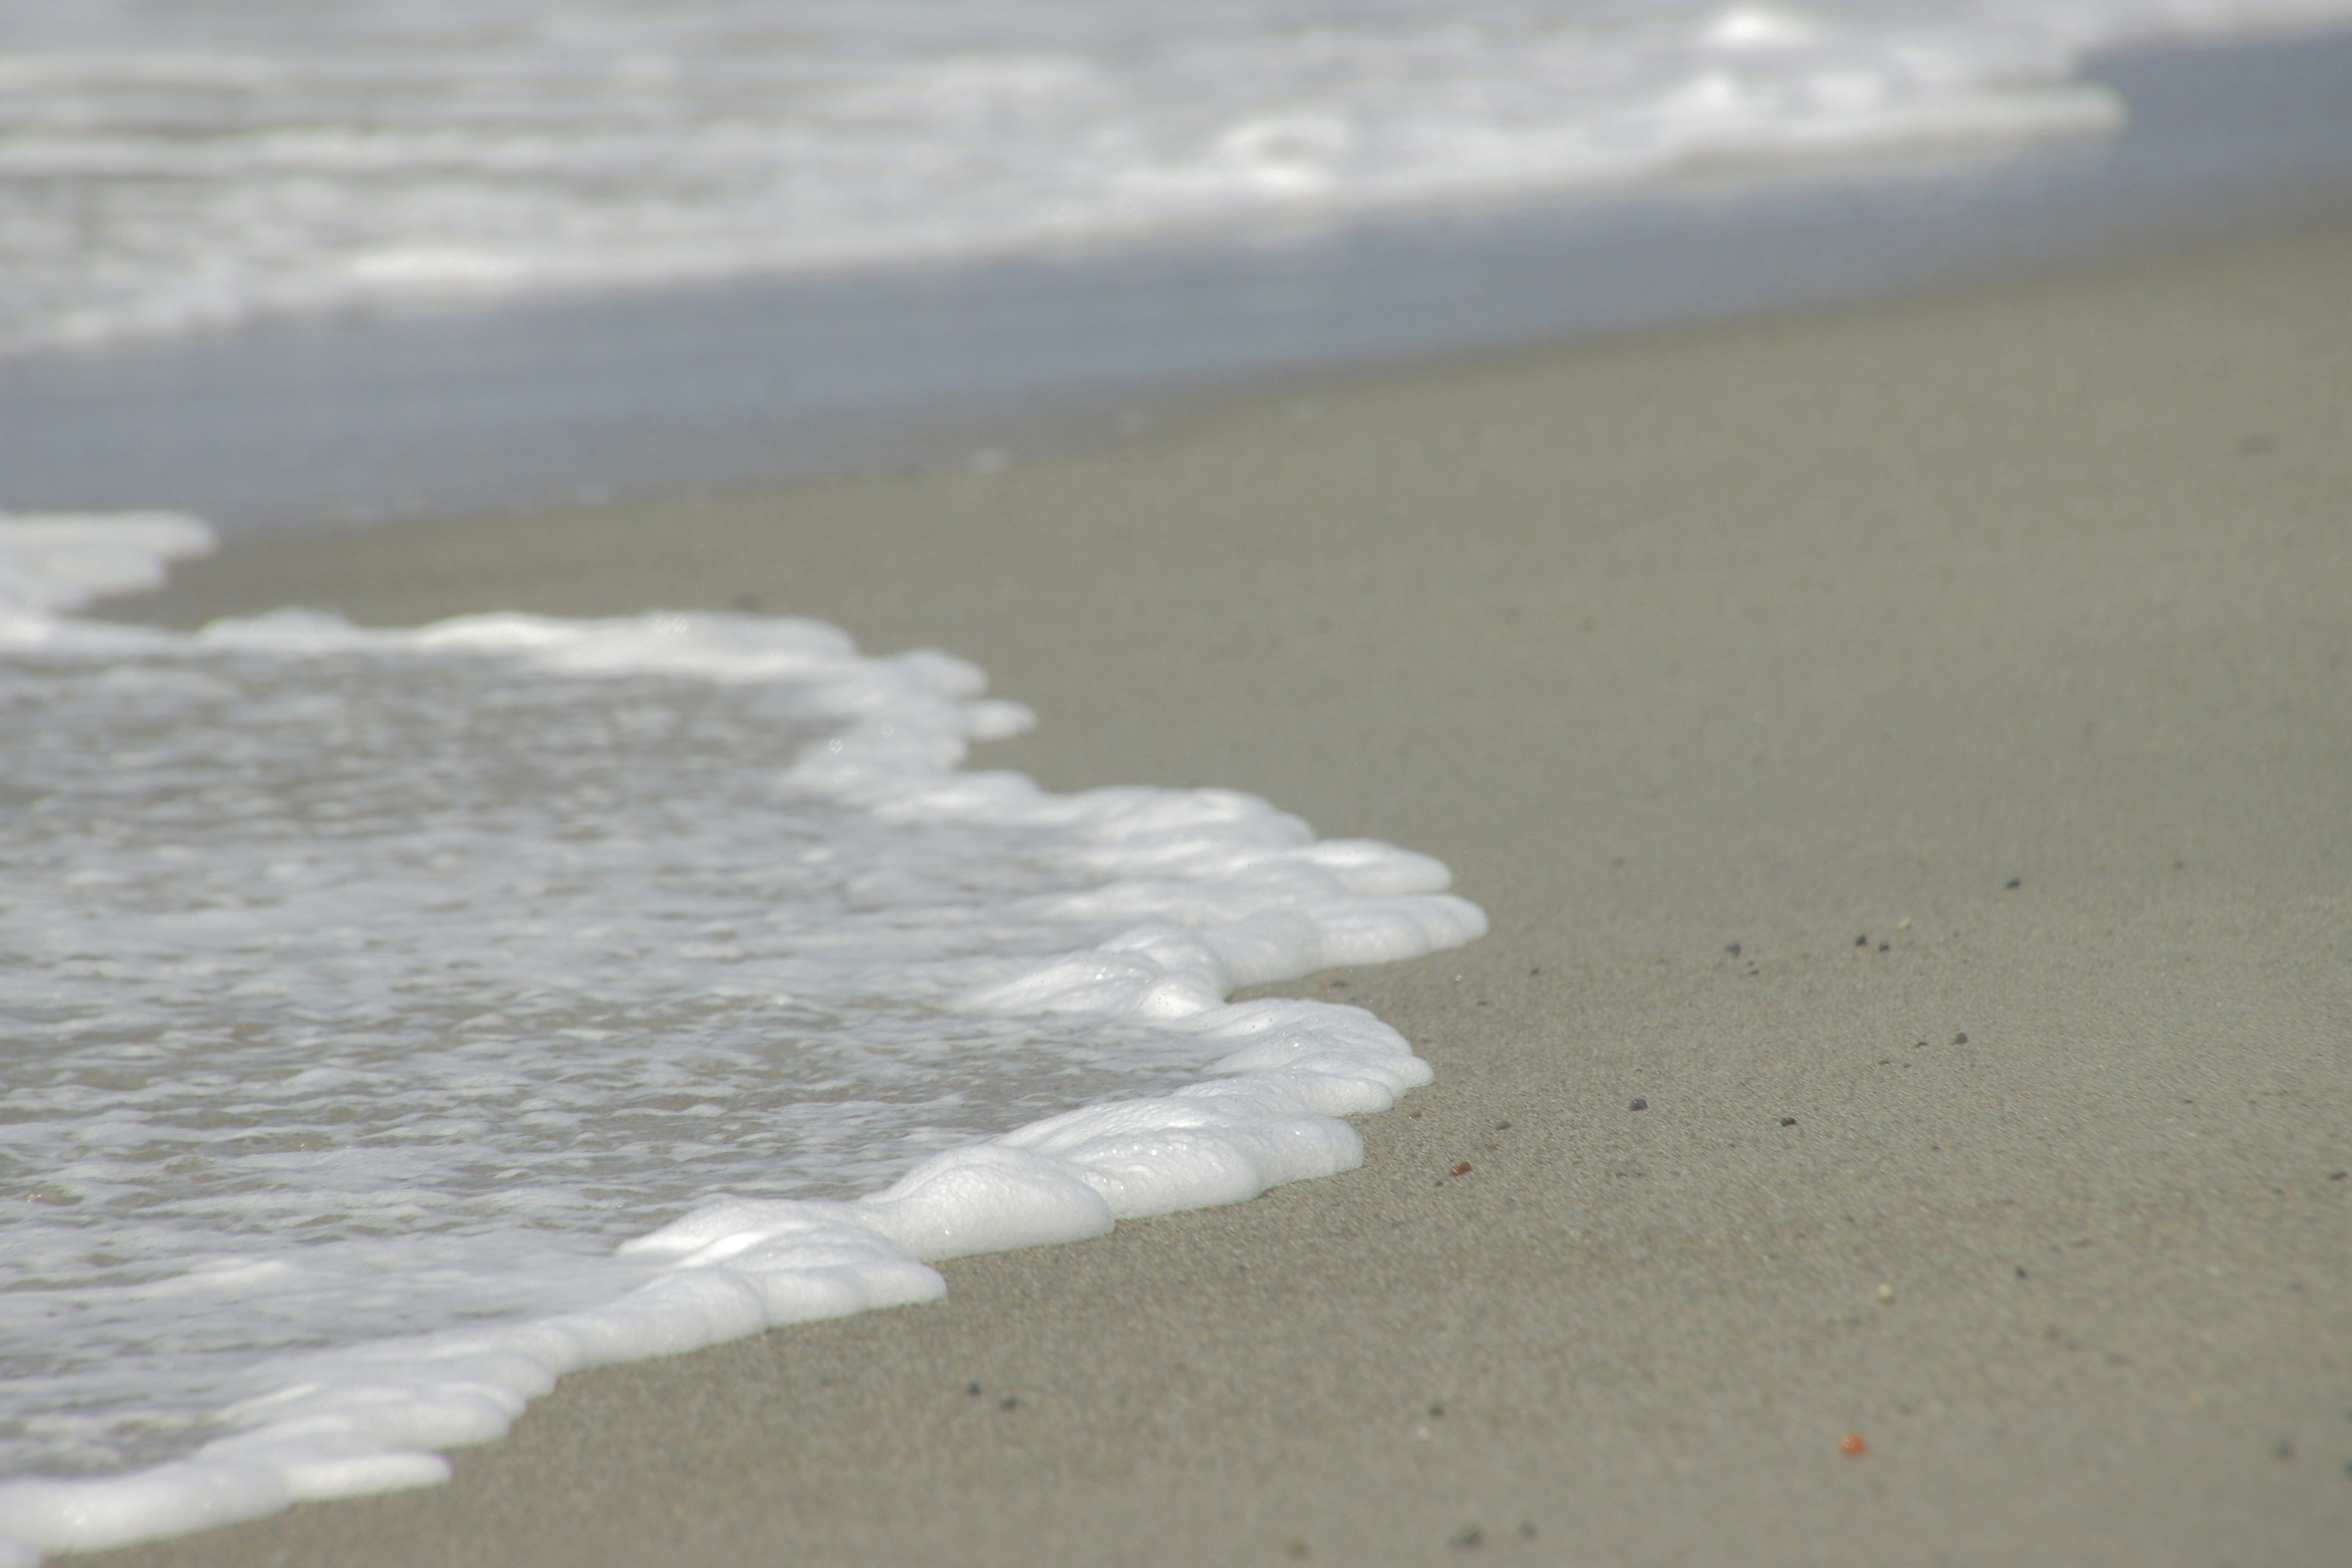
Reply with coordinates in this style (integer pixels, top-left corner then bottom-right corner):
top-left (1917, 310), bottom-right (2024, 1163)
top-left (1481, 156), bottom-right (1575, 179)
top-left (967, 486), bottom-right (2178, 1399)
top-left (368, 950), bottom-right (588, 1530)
top-left (0, 514), bottom-right (1485, 1564)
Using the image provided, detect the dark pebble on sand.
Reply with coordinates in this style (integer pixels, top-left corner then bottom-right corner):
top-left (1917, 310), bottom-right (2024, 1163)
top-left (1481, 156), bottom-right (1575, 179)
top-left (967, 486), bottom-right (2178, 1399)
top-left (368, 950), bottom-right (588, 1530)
top-left (1629, 1098), bottom-right (1647, 1112)
top-left (1953, 1033), bottom-right (1969, 1045)
top-left (1855, 934), bottom-right (1869, 947)
top-left (2006, 878), bottom-right (2022, 889)
top-left (1725, 943), bottom-right (1741, 957)
top-left (1449, 1526), bottom-right (1485, 1550)
top-left (1781, 1117), bottom-right (1798, 1126)
top-left (967, 1381), bottom-right (982, 1396)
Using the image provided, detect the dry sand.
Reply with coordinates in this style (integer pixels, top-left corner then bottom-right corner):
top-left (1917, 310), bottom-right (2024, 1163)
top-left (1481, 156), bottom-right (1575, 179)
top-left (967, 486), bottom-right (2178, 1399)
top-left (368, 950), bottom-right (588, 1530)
top-left (97, 217), bottom-right (2352, 1566)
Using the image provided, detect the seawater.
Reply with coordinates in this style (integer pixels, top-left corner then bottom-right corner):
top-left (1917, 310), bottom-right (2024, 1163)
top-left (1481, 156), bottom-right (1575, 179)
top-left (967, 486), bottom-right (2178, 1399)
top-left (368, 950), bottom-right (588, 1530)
top-left (0, 514), bottom-right (1485, 1560)
top-left (6, 0), bottom-right (2352, 356)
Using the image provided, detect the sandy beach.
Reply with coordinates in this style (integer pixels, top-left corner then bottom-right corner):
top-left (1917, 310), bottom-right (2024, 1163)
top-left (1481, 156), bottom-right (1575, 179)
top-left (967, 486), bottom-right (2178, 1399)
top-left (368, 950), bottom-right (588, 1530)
top-left (91, 215), bottom-right (2352, 1565)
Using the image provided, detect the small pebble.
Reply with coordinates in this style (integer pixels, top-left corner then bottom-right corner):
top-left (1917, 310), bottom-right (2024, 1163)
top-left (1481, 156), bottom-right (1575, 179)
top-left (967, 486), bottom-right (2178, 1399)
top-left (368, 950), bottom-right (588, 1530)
top-left (1855, 934), bottom-right (1869, 948)
top-left (1953, 1033), bottom-right (1969, 1045)
top-left (2275, 1439), bottom-right (2296, 1461)
top-left (967, 1381), bottom-right (982, 1396)
top-left (1725, 942), bottom-right (1742, 957)
top-left (2005, 877), bottom-right (2022, 889)
top-left (1840, 1432), bottom-right (1868, 1457)
top-left (1878, 941), bottom-right (1890, 952)
top-left (1897, 918), bottom-right (1913, 931)
top-left (1780, 1116), bottom-right (1798, 1127)
top-left (1449, 1526), bottom-right (1484, 1550)
top-left (1451, 1161), bottom-right (1472, 1177)
top-left (1875, 1283), bottom-right (1896, 1305)
top-left (999, 1395), bottom-right (1020, 1411)
top-left (1629, 1098), bottom-right (1648, 1112)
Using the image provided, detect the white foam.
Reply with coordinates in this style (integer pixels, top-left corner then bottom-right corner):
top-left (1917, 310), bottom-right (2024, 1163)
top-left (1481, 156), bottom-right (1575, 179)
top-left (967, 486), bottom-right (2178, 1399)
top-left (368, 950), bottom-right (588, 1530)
top-left (0, 512), bottom-right (213, 617)
top-left (3, 0), bottom-right (2348, 356)
top-left (0, 514), bottom-right (1482, 1558)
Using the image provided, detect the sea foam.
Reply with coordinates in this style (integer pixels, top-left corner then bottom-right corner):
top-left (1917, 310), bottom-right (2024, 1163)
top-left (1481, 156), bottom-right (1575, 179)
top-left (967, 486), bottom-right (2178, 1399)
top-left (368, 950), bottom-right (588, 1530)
top-left (0, 513), bottom-right (1483, 1560)
top-left (7, 0), bottom-right (2351, 356)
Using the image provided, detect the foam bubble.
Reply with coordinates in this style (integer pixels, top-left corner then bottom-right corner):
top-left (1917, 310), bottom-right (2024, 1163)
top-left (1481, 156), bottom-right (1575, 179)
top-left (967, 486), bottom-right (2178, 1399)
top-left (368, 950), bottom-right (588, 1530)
top-left (0, 513), bottom-right (1481, 1558)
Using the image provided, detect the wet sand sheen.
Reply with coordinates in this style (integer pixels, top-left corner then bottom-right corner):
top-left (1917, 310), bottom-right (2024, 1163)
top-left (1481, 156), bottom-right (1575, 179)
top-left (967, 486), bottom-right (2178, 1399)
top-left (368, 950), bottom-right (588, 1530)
top-left (99, 217), bottom-right (2352, 1564)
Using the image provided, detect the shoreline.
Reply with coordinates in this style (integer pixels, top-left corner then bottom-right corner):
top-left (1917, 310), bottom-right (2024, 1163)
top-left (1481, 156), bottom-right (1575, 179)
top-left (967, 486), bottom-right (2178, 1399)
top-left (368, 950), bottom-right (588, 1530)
top-left (8, 26), bottom-right (2352, 538)
top-left (86, 213), bottom-right (2352, 1564)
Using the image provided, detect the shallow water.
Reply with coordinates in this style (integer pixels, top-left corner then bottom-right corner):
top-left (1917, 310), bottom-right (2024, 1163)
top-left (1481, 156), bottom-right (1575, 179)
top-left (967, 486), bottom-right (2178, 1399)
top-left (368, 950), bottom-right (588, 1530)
top-left (0, 515), bottom-right (1483, 1556)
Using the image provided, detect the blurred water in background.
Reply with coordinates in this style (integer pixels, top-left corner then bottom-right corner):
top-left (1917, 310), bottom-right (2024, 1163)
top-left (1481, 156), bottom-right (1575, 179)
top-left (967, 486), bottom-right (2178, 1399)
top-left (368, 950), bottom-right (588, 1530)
top-left (6, 0), bottom-right (2348, 358)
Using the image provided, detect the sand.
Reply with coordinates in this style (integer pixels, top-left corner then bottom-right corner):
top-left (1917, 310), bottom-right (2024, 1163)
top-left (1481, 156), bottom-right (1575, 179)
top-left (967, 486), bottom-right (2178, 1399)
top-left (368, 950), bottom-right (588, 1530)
top-left (93, 217), bottom-right (2352, 1565)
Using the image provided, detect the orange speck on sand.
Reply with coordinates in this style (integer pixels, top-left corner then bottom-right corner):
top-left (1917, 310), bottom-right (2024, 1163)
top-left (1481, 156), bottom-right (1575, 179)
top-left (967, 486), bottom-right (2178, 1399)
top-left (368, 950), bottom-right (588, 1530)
top-left (1839, 1433), bottom-right (1868, 1457)
top-left (1450, 1161), bottom-right (1472, 1177)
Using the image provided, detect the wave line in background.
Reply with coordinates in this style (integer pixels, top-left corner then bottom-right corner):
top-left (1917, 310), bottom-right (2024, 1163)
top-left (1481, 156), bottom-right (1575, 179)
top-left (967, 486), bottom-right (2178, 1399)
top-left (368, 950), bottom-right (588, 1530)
top-left (6, 0), bottom-right (2350, 356)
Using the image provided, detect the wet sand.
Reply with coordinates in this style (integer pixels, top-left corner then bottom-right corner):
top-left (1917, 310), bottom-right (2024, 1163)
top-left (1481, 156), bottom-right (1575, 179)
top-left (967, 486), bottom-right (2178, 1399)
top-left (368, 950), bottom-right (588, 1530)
top-left (98, 216), bottom-right (2352, 1565)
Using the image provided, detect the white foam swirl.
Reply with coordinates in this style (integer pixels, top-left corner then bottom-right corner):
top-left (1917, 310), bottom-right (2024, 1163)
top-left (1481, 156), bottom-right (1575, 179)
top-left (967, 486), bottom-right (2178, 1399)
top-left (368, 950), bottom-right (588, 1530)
top-left (0, 514), bottom-right (1483, 1559)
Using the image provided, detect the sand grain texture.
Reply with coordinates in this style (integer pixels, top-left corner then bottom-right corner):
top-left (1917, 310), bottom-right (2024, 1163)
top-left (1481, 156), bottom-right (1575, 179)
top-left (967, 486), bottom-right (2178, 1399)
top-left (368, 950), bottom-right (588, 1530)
top-left (100, 221), bottom-right (2352, 1566)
